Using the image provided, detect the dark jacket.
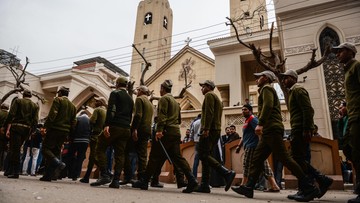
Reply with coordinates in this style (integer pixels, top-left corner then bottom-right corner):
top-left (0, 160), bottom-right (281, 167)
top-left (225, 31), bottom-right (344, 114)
top-left (201, 91), bottom-right (222, 131)
top-left (6, 98), bottom-right (39, 128)
top-left (257, 84), bottom-right (284, 132)
top-left (44, 96), bottom-right (76, 132)
top-left (71, 114), bottom-right (91, 143)
top-left (105, 88), bottom-right (133, 128)
top-left (288, 83), bottom-right (314, 131)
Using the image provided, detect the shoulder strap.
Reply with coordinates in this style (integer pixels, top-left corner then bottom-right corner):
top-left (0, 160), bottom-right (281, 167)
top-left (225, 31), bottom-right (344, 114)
top-left (245, 115), bottom-right (255, 129)
top-left (247, 115), bottom-right (254, 123)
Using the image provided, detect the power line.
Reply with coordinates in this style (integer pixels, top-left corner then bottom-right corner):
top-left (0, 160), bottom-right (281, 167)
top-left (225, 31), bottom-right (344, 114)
top-left (29, 7), bottom-right (359, 74)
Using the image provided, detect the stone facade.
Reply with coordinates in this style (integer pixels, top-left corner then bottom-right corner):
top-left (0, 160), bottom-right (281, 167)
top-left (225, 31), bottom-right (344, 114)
top-left (275, 0), bottom-right (360, 138)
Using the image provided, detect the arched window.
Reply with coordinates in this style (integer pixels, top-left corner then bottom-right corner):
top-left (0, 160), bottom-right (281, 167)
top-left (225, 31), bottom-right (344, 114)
top-left (144, 12), bottom-right (152, 25)
top-left (319, 27), bottom-right (343, 139)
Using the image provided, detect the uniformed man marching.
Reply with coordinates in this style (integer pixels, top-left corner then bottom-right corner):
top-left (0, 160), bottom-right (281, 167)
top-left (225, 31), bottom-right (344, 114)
top-left (281, 69), bottom-right (333, 200)
top-left (126, 86), bottom-right (153, 181)
top-left (4, 89), bottom-right (39, 178)
top-left (90, 76), bottom-right (133, 189)
top-left (333, 42), bottom-right (360, 203)
top-left (196, 80), bottom-right (235, 193)
top-left (40, 86), bottom-right (76, 181)
top-left (231, 71), bottom-right (319, 202)
top-left (132, 80), bottom-right (198, 193)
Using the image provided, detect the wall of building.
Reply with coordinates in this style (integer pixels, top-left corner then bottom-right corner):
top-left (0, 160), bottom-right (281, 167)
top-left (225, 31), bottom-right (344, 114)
top-left (275, 0), bottom-right (360, 138)
top-left (147, 51), bottom-right (218, 109)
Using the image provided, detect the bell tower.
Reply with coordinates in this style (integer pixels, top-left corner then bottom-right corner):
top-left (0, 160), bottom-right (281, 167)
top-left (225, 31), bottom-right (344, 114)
top-left (130, 0), bottom-right (173, 86)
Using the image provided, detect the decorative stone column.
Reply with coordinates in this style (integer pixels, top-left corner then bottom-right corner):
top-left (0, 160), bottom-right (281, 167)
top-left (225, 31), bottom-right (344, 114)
top-left (217, 85), bottom-right (229, 107)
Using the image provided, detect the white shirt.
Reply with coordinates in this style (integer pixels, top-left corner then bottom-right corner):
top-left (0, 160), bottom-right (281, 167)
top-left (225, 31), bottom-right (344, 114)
top-left (190, 119), bottom-right (201, 142)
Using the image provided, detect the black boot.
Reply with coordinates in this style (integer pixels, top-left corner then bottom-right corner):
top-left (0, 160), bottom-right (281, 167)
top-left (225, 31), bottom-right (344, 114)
top-left (287, 182), bottom-right (302, 200)
top-left (80, 170), bottom-right (90, 183)
top-left (109, 171), bottom-right (120, 189)
top-left (294, 178), bottom-right (320, 202)
top-left (40, 165), bottom-right (54, 182)
top-left (348, 195), bottom-right (360, 203)
top-left (195, 184), bottom-right (211, 193)
top-left (176, 173), bottom-right (187, 188)
top-left (7, 173), bottom-right (19, 179)
top-left (132, 175), bottom-right (149, 190)
top-left (182, 172), bottom-right (198, 193)
top-left (52, 158), bottom-right (66, 180)
top-left (79, 177), bottom-right (89, 183)
top-left (218, 165), bottom-right (236, 191)
top-left (90, 171), bottom-right (111, 186)
top-left (150, 181), bottom-right (164, 188)
top-left (316, 175), bottom-right (333, 198)
top-left (195, 175), bottom-right (211, 193)
top-left (7, 163), bottom-right (19, 179)
top-left (288, 190), bottom-right (303, 200)
top-left (231, 177), bottom-right (256, 198)
top-left (3, 169), bottom-right (10, 177)
top-left (4, 164), bottom-right (12, 177)
top-left (150, 175), bottom-right (163, 188)
top-left (354, 183), bottom-right (360, 195)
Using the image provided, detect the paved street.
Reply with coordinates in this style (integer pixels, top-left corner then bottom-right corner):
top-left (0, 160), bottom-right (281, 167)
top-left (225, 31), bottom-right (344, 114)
top-left (0, 173), bottom-right (356, 203)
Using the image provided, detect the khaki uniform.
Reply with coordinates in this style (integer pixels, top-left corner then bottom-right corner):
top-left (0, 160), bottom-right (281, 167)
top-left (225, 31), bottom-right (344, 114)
top-left (125, 95), bottom-right (153, 179)
top-left (144, 93), bottom-right (194, 183)
top-left (288, 83), bottom-right (314, 171)
top-left (6, 98), bottom-right (39, 176)
top-left (288, 83), bottom-right (332, 188)
top-left (82, 106), bottom-right (106, 180)
top-left (198, 91), bottom-right (223, 185)
top-left (248, 84), bottom-right (308, 185)
top-left (42, 96), bottom-right (76, 172)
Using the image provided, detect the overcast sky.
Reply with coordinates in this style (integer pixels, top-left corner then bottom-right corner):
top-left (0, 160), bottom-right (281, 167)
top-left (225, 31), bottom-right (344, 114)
top-left (0, 0), bottom-right (274, 75)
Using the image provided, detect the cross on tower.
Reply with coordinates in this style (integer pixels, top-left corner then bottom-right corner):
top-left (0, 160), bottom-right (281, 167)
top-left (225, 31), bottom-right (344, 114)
top-left (145, 13), bottom-right (152, 24)
top-left (163, 17), bottom-right (168, 28)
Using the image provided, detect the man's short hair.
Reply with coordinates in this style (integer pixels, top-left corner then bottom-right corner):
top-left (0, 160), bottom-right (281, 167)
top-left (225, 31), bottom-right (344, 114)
top-left (80, 110), bottom-right (88, 115)
top-left (243, 104), bottom-right (253, 112)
